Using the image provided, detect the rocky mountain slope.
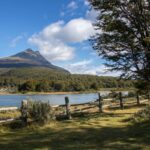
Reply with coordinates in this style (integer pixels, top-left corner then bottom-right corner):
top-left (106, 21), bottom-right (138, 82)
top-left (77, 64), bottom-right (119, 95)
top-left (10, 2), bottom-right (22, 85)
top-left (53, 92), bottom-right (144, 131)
top-left (0, 49), bottom-right (69, 73)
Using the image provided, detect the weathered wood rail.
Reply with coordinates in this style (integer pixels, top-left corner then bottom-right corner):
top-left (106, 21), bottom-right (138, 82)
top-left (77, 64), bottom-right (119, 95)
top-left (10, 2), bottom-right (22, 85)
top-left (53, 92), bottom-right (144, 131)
top-left (0, 118), bottom-right (15, 123)
top-left (0, 92), bottom-right (149, 123)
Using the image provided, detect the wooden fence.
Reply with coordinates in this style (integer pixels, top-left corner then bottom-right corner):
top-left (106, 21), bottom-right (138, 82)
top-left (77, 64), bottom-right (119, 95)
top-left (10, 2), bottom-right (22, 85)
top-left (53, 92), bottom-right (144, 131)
top-left (0, 92), bottom-right (149, 123)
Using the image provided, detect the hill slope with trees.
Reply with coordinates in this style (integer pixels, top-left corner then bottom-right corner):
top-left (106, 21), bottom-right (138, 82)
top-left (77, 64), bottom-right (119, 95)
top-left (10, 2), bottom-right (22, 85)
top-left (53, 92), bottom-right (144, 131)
top-left (0, 67), bottom-right (134, 92)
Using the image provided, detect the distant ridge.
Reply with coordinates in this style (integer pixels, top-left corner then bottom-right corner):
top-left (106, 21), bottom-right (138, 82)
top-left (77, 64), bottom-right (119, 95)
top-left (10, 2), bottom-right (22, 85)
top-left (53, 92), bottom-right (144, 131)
top-left (0, 48), bottom-right (69, 73)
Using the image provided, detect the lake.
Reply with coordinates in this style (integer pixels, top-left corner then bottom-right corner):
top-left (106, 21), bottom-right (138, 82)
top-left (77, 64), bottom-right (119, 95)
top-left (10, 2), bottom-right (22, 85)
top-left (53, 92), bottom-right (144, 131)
top-left (0, 93), bottom-right (100, 107)
top-left (0, 91), bottom-right (129, 107)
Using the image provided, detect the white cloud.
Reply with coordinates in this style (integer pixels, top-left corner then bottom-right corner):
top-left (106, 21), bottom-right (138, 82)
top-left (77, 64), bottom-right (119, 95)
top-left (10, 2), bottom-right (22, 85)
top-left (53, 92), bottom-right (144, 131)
top-left (28, 18), bottom-right (96, 61)
top-left (68, 60), bottom-right (92, 68)
top-left (10, 35), bottom-right (23, 47)
top-left (67, 1), bottom-right (78, 10)
top-left (64, 60), bottom-right (120, 76)
top-left (59, 18), bottom-right (96, 42)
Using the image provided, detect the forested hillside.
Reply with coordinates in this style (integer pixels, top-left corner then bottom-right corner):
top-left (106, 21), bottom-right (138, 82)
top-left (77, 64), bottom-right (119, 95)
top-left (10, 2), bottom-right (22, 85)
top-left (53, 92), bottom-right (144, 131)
top-left (0, 67), bottom-right (134, 92)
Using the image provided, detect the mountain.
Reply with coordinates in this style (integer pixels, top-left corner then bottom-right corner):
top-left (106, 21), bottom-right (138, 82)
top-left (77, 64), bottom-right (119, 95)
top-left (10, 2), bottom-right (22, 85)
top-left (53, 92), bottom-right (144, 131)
top-left (0, 49), bottom-right (69, 73)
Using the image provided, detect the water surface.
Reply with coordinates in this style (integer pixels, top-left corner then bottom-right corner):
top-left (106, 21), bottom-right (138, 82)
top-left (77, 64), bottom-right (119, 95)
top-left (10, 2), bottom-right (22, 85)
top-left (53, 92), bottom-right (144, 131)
top-left (0, 93), bottom-right (99, 107)
top-left (0, 91), bottom-right (129, 107)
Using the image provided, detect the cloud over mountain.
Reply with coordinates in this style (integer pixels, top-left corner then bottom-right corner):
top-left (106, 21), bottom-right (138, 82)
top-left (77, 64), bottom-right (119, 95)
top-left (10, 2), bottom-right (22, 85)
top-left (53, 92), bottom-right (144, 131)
top-left (64, 60), bottom-right (120, 76)
top-left (28, 18), bottom-right (96, 62)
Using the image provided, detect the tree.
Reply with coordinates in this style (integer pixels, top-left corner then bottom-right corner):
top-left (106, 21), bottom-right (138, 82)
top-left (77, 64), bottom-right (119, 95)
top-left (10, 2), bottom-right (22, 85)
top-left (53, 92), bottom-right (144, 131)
top-left (135, 80), bottom-right (150, 98)
top-left (53, 82), bottom-right (65, 91)
top-left (89, 0), bottom-right (150, 82)
top-left (19, 80), bottom-right (36, 91)
top-left (72, 82), bottom-right (85, 91)
top-left (91, 82), bottom-right (99, 90)
top-left (36, 81), bottom-right (50, 92)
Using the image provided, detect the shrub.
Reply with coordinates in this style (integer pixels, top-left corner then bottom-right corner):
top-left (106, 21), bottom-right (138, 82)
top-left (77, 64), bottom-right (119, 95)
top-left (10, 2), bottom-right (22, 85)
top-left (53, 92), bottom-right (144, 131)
top-left (133, 104), bottom-right (150, 123)
top-left (26, 101), bottom-right (55, 124)
top-left (29, 101), bottom-right (55, 124)
top-left (8, 120), bottom-right (25, 129)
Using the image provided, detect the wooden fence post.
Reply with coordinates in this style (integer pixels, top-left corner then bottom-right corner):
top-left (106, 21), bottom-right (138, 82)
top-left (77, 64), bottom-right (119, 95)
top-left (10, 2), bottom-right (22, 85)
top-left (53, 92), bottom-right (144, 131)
top-left (21, 100), bottom-right (28, 124)
top-left (119, 92), bottom-right (124, 109)
top-left (136, 92), bottom-right (140, 105)
top-left (98, 93), bottom-right (103, 113)
top-left (65, 97), bottom-right (72, 120)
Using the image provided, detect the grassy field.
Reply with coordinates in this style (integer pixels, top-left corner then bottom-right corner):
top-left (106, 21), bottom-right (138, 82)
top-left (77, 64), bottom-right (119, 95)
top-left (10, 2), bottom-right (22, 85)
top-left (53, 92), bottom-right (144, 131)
top-left (0, 110), bottom-right (20, 120)
top-left (0, 102), bottom-right (150, 150)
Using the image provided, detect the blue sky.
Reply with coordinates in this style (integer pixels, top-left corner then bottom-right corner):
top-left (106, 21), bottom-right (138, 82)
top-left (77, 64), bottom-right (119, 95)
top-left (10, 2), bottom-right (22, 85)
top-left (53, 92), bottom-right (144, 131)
top-left (0, 0), bottom-right (118, 76)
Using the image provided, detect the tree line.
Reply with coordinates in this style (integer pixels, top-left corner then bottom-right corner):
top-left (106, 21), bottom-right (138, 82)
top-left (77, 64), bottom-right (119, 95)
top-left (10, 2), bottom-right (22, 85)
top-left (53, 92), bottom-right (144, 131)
top-left (0, 69), bottom-right (134, 92)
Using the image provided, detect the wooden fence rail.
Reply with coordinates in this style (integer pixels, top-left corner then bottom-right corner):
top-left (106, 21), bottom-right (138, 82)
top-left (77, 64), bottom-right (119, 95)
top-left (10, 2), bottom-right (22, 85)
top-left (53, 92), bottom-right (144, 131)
top-left (0, 92), bottom-right (149, 123)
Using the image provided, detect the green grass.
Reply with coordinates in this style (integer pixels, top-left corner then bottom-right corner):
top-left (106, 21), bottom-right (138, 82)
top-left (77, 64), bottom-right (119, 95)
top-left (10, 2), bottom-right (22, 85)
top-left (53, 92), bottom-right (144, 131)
top-left (0, 110), bottom-right (21, 120)
top-left (0, 105), bottom-right (150, 150)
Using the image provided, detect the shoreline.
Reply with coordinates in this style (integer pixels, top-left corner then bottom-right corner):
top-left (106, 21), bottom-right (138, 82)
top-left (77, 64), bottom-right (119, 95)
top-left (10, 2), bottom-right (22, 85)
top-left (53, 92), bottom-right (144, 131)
top-left (0, 88), bottom-right (135, 95)
top-left (0, 91), bottom-right (97, 95)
